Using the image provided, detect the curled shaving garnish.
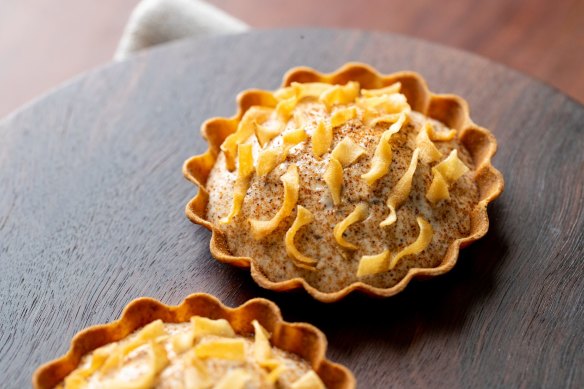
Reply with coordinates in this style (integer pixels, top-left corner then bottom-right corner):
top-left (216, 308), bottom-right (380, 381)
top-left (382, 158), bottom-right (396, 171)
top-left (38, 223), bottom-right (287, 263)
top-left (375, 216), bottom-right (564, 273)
top-left (194, 338), bottom-right (246, 360)
top-left (368, 113), bottom-right (402, 127)
top-left (250, 164), bottom-right (299, 239)
top-left (214, 369), bottom-right (251, 389)
top-left (361, 112), bottom-right (407, 186)
top-left (274, 86), bottom-right (296, 101)
top-left (256, 128), bottom-right (307, 176)
top-left (388, 217), bottom-right (433, 269)
top-left (291, 371), bottom-right (326, 389)
top-left (357, 250), bottom-right (390, 278)
top-left (361, 82), bottom-right (402, 97)
top-left (221, 106), bottom-right (273, 171)
top-left (254, 120), bottom-right (283, 148)
top-left (357, 217), bottom-right (433, 277)
top-left (70, 321), bottom-right (168, 388)
top-left (426, 122), bottom-right (457, 141)
top-left (324, 134), bottom-right (369, 205)
top-left (426, 149), bottom-right (469, 204)
top-left (101, 320), bottom-right (166, 371)
top-left (416, 122), bottom-right (443, 163)
top-left (319, 81), bottom-right (360, 109)
top-left (311, 121), bottom-right (332, 158)
top-left (330, 106), bottom-right (358, 127)
top-left (324, 157), bottom-right (343, 205)
top-left (380, 148), bottom-right (420, 227)
top-left (285, 205), bottom-right (318, 267)
top-left (252, 320), bottom-right (271, 362)
top-left (221, 143), bottom-right (254, 224)
top-left (192, 316), bottom-right (235, 338)
top-left (275, 95), bottom-right (298, 122)
top-left (104, 341), bottom-right (168, 389)
top-left (333, 203), bottom-right (369, 249)
top-left (291, 82), bottom-right (333, 99)
top-left (332, 136), bottom-right (367, 166)
top-left (62, 345), bottom-right (114, 387)
top-left (356, 93), bottom-right (410, 115)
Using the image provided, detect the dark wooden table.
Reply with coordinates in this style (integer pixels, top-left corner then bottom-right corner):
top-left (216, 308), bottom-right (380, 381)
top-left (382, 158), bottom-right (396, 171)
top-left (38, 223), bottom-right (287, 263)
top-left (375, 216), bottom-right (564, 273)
top-left (1, 29), bottom-right (582, 388)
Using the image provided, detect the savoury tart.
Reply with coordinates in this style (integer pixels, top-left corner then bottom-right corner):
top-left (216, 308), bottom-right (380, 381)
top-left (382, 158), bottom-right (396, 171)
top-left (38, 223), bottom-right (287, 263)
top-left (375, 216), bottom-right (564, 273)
top-left (33, 293), bottom-right (354, 389)
top-left (183, 63), bottom-right (503, 302)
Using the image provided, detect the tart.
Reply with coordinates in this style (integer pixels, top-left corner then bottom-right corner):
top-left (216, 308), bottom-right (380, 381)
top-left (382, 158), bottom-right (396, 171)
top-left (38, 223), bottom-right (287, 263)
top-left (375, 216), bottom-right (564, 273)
top-left (183, 63), bottom-right (503, 302)
top-left (33, 294), bottom-right (354, 388)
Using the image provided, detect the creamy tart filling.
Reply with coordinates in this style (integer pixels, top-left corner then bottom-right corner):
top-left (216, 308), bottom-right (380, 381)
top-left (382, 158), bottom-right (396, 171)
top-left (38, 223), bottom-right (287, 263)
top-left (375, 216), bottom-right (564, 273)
top-left (57, 317), bottom-right (323, 389)
top-left (206, 82), bottom-right (479, 293)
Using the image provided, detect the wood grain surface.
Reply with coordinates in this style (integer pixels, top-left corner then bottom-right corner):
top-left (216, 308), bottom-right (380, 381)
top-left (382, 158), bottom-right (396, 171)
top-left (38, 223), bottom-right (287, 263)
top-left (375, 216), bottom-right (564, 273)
top-left (2, 0), bottom-right (584, 117)
top-left (0, 29), bottom-right (582, 388)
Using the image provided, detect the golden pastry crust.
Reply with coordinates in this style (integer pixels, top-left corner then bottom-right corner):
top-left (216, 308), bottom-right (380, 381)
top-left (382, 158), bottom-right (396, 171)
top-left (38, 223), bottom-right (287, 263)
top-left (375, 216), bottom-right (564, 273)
top-left (183, 63), bottom-right (504, 302)
top-left (33, 294), bottom-right (355, 389)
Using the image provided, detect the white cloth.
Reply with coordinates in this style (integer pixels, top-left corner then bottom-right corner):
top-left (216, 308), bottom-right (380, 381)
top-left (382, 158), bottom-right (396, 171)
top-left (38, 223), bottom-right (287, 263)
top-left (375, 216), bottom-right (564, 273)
top-left (115, 0), bottom-right (248, 60)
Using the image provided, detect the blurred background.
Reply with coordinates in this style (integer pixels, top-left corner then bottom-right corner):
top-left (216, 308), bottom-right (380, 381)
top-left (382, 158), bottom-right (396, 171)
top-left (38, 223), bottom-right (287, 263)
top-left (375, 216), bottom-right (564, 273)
top-left (1, 0), bottom-right (583, 118)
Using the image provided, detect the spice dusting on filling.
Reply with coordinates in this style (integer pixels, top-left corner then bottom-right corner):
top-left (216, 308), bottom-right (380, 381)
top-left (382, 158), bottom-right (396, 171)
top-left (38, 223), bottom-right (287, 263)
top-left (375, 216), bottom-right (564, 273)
top-left (57, 317), bottom-right (324, 389)
top-left (206, 81), bottom-right (479, 292)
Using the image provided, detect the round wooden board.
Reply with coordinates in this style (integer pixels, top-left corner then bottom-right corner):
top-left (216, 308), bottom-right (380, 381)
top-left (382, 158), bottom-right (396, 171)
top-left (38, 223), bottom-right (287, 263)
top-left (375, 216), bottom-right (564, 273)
top-left (0, 29), bottom-right (582, 388)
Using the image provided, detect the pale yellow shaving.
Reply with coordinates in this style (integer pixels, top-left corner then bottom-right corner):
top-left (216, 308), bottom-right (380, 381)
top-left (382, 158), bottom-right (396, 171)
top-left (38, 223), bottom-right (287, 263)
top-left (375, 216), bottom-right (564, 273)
top-left (333, 203), bottom-right (369, 249)
top-left (319, 81), bottom-right (360, 109)
top-left (63, 344), bottom-right (115, 388)
top-left (368, 113), bottom-right (402, 127)
top-left (276, 96), bottom-right (298, 122)
top-left (266, 364), bottom-right (286, 384)
top-left (427, 122), bottom-right (457, 141)
top-left (103, 340), bottom-right (169, 389)
top-left (285, 205), bottom-right (317, 266)
top-left (330, 106), bottom-right (358, 127)
top-left (416, 122), bottom-right (443, 163)
top-left (331, 136), bottom-right (367, 166)
top-left (291, 82), bottom-right (333, 99)
top-left (250, 164), bottom-right (299, 239)
top-left (221, 143), bottom-right (254, 224)
top-left (426, 149), bottom-right (469, 204)
top-left (389, 217), bottom-right (433, 269)
top-left (361, 82), bottom-right (402, 97)
top-left (283, 128), bottom-right (308, 144)
top-left (256, 147), bottom-right (282, 177)
top-left (324, 157), bottom-right (343, 205)
top-left (191, 316), bottom-right (235, 338)
top-left (274, 86), bottom-right (295, 101)
top-left (357, 93), bottom-right (410, 115)
top-left (194, 338), bottom-right (246, 361)
top-left (254, 120), bottom-right (283, 148)
top-left (213, 369), bottom-right (251, 389)
top-left (426, 171), bottom-right (450, 203)
top-left (101, 319), bottom-right (166, 372)
top-left (357, 217), bottom-right (433, 276)
top-left (291, 370), bottom-right (326, 389)
top-left (380, 148), bottom-right (420, 227)
top-left (252, 320), bottom-right (272, 362)
top-left (357, 250), bottom-right (390, 278)
top-left (221, 106), bottom-right (273, 171)
top-left (256, 129), bottom-right (307, 176)
top-left (258, 359), bottom-right (279, 370)
top-left (311, 121), bottom-right (333, 158)
top-left (170, 330), bottom-right (195, 354)
top-left (361, 112), bottom-right (407, 186)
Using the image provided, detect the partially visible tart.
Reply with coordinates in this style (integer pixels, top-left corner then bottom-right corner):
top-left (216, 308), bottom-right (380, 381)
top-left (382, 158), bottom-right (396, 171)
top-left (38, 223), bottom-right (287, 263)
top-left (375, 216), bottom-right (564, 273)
top-left (184, 63), bottom-right (504, 302)
top-left (33, 294), bottom-right (354, 389)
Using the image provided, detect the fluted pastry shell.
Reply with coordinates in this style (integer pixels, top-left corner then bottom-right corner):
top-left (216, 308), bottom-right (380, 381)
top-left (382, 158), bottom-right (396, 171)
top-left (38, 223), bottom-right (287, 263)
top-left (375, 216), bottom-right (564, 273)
top-left (183, 63), bottom-right (504, 302)
top-left (33, 293), bottom-right (354, 388)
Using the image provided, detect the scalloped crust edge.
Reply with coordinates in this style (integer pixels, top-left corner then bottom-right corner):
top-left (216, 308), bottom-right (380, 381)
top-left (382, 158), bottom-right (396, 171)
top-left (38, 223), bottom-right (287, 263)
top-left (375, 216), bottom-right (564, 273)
top-left (183, 62), bottom-right (504, 303)
top-left (32, 293), bottom-right (355, 389)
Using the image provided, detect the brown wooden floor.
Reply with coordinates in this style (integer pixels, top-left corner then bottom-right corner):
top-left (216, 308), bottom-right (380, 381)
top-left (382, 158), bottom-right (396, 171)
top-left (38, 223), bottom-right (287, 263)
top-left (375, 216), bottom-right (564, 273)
top-left (1, 0), bottom-right (583, 118)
